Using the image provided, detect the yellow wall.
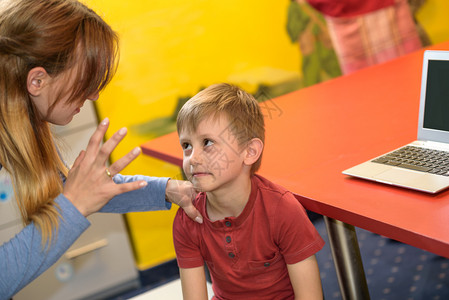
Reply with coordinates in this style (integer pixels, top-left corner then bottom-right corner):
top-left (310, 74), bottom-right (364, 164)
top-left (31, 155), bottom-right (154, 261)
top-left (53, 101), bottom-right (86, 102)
top-left (416, 0), bottom-right (449, 44)
top-left (86, 0), bottom-right (300, 269)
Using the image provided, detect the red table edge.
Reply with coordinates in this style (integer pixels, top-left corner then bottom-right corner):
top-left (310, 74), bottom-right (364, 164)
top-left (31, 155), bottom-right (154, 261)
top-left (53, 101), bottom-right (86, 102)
top-left (295, 193), bottom-right (449, 259)
top-left (141, 146), bottom-right (183, 167)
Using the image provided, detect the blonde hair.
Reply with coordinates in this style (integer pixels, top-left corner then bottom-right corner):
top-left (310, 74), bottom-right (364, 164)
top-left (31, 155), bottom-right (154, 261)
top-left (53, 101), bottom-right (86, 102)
top-left (177, 83), bottom-right (265, 173)
top-left (0, 0), bottom-right (119, 245)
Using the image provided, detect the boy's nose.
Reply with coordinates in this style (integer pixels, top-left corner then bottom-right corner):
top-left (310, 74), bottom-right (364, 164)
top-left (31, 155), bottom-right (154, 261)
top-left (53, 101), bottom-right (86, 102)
top-left (189, 149), bottom-right (203, 165)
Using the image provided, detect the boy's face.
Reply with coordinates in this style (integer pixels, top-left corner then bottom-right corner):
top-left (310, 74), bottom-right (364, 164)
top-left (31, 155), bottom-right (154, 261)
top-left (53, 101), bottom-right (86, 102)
top-left (179, 113), bottom-right (248, 192)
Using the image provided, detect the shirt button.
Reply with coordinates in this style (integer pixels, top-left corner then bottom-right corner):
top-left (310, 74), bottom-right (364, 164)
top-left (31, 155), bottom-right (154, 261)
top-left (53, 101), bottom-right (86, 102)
top-left (264, 262), bottom-right (270, 267)
top-left (228, 252), bottom-right (235, 258)
top-left (225, 221), bottom-right (232, 227)
top-left (226, 236), bottom-right (231, 243)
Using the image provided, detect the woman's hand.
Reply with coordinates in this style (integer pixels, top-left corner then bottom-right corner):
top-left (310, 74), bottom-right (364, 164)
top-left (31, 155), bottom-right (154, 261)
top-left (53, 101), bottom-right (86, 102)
top-left (165, 179), bottom-right (203, 224)
top-left (63, 118), bottom-right (147, 217)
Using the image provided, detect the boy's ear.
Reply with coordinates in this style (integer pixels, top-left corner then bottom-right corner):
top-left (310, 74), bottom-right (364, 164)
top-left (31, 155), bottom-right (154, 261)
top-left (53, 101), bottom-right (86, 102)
top-left (243, 138), bottom-right (263, 166)
top-left (27, 67), bottom-right (48, 97)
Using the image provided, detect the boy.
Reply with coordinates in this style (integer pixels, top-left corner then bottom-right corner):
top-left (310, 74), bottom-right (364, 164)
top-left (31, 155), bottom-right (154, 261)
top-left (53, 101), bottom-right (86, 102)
top-left (173, 83), bottom-right (325, 299)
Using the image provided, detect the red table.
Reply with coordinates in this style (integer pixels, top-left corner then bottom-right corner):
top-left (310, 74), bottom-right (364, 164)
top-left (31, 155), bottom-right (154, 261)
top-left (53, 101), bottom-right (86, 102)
top-left (142, 41), bottom-right (449, 299)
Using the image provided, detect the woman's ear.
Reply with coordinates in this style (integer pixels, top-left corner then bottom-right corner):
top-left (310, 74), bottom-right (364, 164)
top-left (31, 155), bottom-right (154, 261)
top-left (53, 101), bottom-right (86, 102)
top-left (27, 67), bottom-right (48, 96)
top-left (243, 138), bottom-right (264, 166)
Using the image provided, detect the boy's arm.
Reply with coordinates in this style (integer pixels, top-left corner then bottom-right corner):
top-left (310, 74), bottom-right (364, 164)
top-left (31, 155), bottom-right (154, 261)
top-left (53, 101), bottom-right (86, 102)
top-left (287, 255), bottom-right (323, 300)
top-left (179, 266), bottom-right (209, 300)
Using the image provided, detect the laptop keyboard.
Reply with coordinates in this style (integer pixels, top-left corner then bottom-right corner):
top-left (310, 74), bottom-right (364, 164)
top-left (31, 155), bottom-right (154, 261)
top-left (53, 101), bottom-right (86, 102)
top-left (372, 146), bottom-right (449, 176)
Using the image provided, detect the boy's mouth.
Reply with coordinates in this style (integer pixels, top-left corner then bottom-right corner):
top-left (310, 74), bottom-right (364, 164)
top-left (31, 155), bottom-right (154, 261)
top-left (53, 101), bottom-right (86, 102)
top-left (192, 172), bottom-right (211, 177)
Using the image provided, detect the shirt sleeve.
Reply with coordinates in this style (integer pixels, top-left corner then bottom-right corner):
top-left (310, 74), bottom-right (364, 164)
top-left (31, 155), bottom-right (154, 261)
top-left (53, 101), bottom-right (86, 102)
top-left (275, 192), bottom-right (325, 264)
top-left (173, 208), bottom-right (204, 269)
top-left (0, 194), bottom-right (90, 299)
top-left (99, 174), bottom-right (172, 213)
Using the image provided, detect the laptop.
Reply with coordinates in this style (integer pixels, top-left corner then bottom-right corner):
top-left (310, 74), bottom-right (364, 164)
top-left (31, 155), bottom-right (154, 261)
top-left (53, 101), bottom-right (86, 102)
top-left (343, 50), bottom-right (449, 194)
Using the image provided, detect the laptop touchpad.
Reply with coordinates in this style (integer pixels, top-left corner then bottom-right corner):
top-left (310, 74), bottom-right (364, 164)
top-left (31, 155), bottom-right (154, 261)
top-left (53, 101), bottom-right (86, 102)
top-left (374, 168), bottom-right (425, 184)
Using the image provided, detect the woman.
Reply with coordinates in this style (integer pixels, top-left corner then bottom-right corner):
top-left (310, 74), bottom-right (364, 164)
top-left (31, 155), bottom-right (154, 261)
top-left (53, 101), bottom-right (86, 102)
top-left (0, 0), bottom-right (202, 298)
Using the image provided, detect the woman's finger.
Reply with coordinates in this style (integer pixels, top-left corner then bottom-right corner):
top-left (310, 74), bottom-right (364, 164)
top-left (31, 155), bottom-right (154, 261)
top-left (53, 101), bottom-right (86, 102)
top-left (112, 180), bottom-right (148, 195)
top-left (108, 147), bottom-right (141, 175)
top-left (83, 117), bottom-right (110, 165)
top-left (94, 127), bottom-right (128, 167)
top-left (182, 205), bottom-right (203, 224)
top-left (71, 150), bottom-right (85, 169)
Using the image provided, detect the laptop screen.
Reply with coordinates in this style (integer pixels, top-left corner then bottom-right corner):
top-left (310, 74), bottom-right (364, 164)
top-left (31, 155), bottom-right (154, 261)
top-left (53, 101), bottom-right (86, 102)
top-left (423, 60), bottom-right (449, 132)
top-left (417, 50), bottom-right (449, 143)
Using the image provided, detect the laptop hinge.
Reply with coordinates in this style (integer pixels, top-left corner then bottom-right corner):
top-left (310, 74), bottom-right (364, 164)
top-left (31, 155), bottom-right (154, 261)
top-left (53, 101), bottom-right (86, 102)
top-left (413, 140), bottom-right (449, 151)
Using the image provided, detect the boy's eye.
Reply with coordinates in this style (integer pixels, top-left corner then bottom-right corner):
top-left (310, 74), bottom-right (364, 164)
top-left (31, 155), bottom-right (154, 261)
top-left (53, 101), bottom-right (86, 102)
top-left (182, 142), bottom-right (192, 150)
top-left (204, 139), bottom-right (214, 147)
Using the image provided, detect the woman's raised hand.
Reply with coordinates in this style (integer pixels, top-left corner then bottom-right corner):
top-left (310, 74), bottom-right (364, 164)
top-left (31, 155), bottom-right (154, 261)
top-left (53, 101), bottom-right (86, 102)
top-left (63, 118), bottom-right (147, 216)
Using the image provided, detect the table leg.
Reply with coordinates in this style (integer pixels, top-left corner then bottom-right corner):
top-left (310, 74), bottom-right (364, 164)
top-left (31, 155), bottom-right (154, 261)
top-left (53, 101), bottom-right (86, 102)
top-left (323, 216), bottom-right (370, 300)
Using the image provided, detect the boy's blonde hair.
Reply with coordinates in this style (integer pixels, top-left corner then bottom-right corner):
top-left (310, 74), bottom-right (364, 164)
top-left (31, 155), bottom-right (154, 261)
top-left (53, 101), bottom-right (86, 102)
top-left (177, 83), bottom-right (265, 173)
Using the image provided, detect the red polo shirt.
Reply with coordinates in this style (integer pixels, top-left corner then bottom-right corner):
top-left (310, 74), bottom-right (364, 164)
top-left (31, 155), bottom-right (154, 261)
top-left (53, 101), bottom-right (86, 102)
top-left (173, 174), bottom-right (325, 299)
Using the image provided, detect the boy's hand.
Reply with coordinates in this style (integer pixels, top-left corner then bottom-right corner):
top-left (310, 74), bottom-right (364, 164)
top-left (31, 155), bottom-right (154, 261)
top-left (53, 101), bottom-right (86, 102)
top-left (166, 179), bottom-right (203, 224)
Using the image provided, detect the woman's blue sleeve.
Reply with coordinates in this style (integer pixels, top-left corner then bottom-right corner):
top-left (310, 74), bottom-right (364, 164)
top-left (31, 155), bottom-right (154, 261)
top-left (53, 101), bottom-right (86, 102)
top-left (0, 194), bottom-right (90, 299)
top-left (99, 174), bottom-right (172, 213)
top-left (0, 174), bottom-right (170, 298)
